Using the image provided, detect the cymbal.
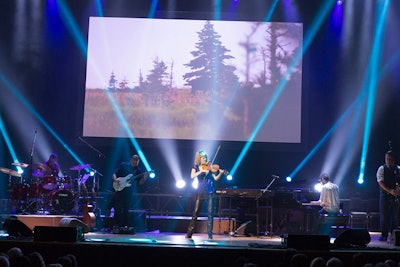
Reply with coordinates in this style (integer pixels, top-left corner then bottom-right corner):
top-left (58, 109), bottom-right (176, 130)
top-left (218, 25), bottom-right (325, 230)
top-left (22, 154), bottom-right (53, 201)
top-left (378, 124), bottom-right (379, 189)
top-left (69, 163), bottom-right (91, 171)
top-left (32, 163), bottom-right (51, 175)
top-left (12, 162), bottom-right (29, 168)
top-left (32, 169), bottom-right (45, 177)
top-left (0, 167), bottom-right (21, 177)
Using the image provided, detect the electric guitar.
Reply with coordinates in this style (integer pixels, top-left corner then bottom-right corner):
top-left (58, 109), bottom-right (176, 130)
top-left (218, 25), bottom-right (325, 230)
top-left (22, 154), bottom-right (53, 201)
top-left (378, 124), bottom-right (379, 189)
top-left (113, 172), bottom-right (149, 192)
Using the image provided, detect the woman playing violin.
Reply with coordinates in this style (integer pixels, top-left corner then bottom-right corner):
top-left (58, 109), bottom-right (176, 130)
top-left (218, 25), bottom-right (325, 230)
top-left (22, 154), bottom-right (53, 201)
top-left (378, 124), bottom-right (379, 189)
top-left (186, 150), bottom-right (225, 240)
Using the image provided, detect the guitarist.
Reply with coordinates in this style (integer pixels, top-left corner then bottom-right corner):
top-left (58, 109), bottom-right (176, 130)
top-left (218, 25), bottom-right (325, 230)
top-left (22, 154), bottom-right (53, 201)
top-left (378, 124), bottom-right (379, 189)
top-left (109, 154), bottom-right (147, 231)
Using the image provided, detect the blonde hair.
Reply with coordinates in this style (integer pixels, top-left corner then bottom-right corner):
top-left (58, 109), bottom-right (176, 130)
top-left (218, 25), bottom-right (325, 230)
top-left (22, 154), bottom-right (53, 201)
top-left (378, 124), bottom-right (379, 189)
top-left (194, 150), bottom-right (208, 165)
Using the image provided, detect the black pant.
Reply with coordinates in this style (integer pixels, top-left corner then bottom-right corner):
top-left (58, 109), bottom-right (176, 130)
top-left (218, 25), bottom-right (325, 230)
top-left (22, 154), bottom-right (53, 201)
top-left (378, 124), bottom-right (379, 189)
top-left (187, 193), bottom-right (214, 238)
top-left (109, 187), bottom-right (132, 227)
top-left (380, 193), bottom-right (399, 238)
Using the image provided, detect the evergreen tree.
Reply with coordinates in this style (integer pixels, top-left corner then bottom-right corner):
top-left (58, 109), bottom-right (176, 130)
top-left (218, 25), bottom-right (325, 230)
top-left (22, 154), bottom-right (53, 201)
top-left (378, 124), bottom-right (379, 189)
top-left (183, 21), bottom-right (238, 96)
top-left (108, 71), bottom-right (117, 90)
top-left (146, 57), bottom-right (168, 92)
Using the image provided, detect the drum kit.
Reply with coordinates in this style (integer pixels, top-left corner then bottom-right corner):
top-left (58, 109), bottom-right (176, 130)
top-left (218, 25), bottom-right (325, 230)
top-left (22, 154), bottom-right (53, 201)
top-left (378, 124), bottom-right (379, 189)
top-left (0, 162), bottom-right (93, 215)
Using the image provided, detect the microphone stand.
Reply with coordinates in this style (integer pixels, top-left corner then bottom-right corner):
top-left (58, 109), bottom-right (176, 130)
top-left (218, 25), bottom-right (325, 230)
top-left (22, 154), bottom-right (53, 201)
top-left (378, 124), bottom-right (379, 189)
top-left (90, 168), bottom-right (103, 214)
top-left (29, 128), bottom-right (38, 184)
top-left (90, 168), bottom-right (103, 196)
top-left (262, 176), bottom-right (279, 193)
top-left (78, 136), bottom-right (106, 159)
top-left (77, 137), bottom-right (105, 200)
top-left (21, 128), bottom-right (37, 214)
top-left (262, 175), bottom-right (279, 237)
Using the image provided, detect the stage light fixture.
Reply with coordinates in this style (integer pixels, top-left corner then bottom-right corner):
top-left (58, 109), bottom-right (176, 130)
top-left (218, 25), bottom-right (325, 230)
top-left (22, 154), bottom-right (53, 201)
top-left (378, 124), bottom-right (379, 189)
top-left (149, 171), bottom-right (156, 179)
top-left (314, 183), bottom-right (323, 192)
top-left (175, 179), bottom-right (185, 189)
top-left (226, 174), bottom-right (233, 181)
top-left (191, 178), bottom-right (199, 189)
top-left (337, 0), bottom-right (343, 5)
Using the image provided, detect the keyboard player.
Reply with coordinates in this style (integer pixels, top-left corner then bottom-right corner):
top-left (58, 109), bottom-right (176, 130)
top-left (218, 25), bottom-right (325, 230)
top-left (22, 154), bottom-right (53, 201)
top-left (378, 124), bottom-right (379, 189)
top-left (302, 173), bottom-right (340, 233)
top-left (310, 173), bottom-right (340, 215)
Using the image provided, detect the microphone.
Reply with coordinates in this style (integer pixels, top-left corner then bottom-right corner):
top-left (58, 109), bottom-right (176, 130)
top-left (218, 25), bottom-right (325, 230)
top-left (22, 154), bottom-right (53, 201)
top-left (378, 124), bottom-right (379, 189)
top-left (272, 175), bottom-right (280, 179)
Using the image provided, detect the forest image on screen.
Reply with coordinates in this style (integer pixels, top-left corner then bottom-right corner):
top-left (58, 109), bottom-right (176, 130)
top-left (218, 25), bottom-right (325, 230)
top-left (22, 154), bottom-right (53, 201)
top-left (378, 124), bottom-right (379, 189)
top-left (83, 17), bottom-right (303, 143)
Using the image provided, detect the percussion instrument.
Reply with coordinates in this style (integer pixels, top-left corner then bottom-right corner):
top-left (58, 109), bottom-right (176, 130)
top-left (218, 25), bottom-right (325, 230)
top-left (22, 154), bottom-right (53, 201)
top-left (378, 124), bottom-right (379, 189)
top-left (12, 183), bottom-right (29, 201)
top-left (58, 176), bottom-right (72, 189)
top-left (42, 175), bottom-right (57, 190)
top-left (31, 163), bottom-right (51, 176)
top-left (11, 162), bottom-right (29, 168)
top-left (0, 167), bottom-right (21, 177)
top-left (29, 183), bottom-right (43, 198)
top-left (50, 189), bottom-right (74, 214)
top-left (69, 163), bottom-right (91, 171)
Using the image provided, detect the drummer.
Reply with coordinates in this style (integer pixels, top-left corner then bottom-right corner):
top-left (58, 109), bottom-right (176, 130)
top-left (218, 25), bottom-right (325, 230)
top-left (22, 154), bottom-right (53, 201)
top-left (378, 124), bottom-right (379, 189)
top-left (31, 153), bottom-right (61, 193)
top-left (43, 153), bottom-right (60, 177)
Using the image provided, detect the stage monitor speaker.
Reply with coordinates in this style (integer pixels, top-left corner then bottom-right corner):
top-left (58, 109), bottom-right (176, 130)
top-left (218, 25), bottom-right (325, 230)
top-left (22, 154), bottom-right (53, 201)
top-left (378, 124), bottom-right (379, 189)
top-left (34, 226), bottom-right (83, 242)
top-left (286, 234), bottom-right (330, 250)
top-left (2, 218), bottom-right (33, 238)
top-left (334, 228), bottom-right (370, 247)
top-left (59, 217), bottom-right (89, 233)
top-left (235, 221), bottom-right (254, 236)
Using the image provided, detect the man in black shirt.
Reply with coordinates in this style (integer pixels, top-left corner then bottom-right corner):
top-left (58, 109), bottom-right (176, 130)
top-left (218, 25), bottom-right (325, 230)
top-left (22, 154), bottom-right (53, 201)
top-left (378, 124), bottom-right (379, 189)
top-left (110, 155), bottom-right (147, 230)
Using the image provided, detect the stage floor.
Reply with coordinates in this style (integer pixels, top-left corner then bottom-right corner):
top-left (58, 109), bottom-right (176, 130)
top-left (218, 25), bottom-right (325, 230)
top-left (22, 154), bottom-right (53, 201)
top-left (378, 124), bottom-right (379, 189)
top-left (82, 230), bottom-right (395, 250)
top-left (1, 212), bottom-right (400, 267)
top-left (1, 229), bottom-right (400, 267)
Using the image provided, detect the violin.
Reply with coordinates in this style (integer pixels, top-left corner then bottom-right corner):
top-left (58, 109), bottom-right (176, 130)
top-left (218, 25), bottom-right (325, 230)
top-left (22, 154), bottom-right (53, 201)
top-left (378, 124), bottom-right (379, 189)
top-left (211, 164), bottom-right (229, 175)
top-left (202, 162), bottom-right (228, 175)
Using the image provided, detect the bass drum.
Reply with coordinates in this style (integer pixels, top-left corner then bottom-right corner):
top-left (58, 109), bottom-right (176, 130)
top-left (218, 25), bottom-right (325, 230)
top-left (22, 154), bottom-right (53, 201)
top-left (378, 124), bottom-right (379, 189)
top-left (51, 189), bottom-right (74, 214)
top-left (12, 183), bottom-right (29, 201)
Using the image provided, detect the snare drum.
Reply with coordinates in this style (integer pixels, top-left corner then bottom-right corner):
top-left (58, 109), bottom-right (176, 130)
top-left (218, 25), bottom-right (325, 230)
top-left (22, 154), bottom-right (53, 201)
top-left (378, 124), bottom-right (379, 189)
top-left (58, 176), bottom-right (72, 189)
top-left (43, 175), bottom-right (57, 190)
top-left (51, 189), bottom-right (74, 214)
top-left (12, 183), bottom-right (29, 201)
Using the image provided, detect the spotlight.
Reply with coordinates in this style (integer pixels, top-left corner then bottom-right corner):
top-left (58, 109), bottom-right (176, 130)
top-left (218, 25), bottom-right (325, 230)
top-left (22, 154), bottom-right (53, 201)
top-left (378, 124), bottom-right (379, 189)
top-left (191, 177), bottom-right (199, 189)
top-left (176, 179), bottom-right (185, 189)
top-left (337, 0), bottom-right (343, 5)
top-left (149, 171), bottom-right (156, 179)
top-left (286, 176), bottom-right (292, 182)
top-left (226, 174), bottom-right (233, 181)
top-left (314, 183), bottom-right (323, 192)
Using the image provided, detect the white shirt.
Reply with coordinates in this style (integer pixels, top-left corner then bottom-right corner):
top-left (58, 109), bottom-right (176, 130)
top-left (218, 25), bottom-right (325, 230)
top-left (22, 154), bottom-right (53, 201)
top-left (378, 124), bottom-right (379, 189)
top-left (319, 181), bottom-right (340, 213)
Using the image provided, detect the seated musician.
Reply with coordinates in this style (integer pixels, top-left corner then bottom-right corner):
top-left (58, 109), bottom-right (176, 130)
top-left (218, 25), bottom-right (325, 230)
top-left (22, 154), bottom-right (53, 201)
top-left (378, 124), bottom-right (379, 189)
top-left (44, 153), bottom-right (60, 177)
top-left (310, 173), bottom-right (340, 215)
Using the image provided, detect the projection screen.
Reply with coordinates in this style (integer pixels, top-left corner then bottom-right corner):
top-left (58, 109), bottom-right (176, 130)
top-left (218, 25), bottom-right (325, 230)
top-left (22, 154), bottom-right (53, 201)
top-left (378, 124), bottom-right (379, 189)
top-left (83, 17), bottom-right (303, 143)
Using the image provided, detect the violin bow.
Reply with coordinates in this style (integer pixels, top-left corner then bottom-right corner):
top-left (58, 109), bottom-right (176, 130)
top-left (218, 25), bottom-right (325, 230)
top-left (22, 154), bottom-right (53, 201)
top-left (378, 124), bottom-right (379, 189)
top-left (210, 145), bottom-right (221, 166)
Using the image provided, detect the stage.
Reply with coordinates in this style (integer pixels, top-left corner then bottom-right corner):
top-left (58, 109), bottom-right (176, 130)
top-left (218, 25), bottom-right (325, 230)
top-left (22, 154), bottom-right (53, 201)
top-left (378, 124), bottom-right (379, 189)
top-left (1, 215), bottom-right (400, 267)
